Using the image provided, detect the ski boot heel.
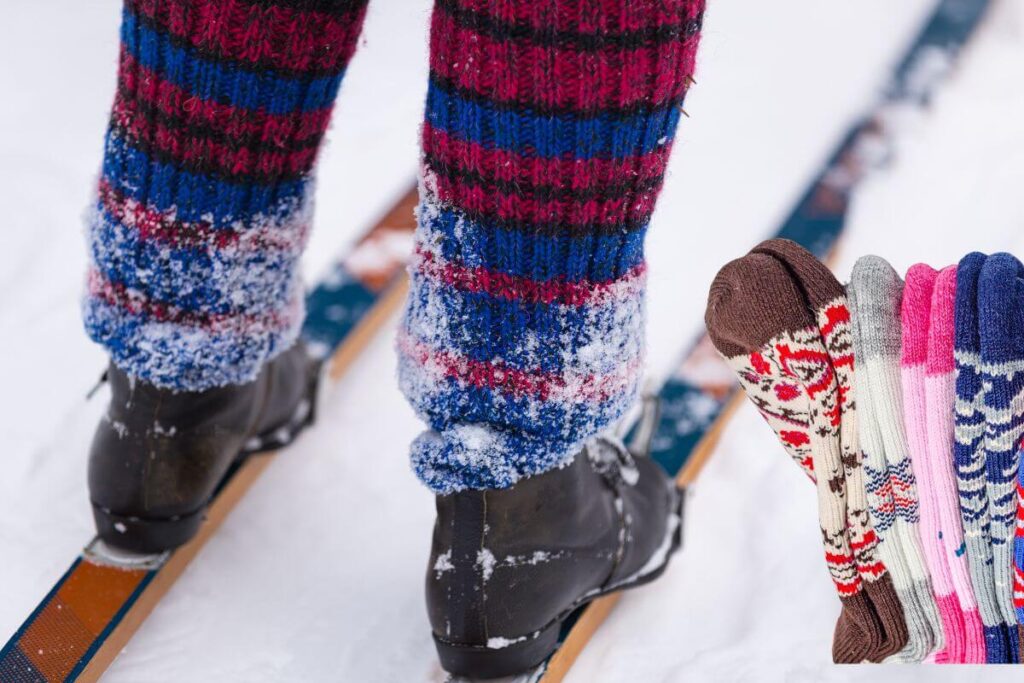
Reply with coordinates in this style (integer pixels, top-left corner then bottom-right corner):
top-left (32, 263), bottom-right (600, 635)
top-left (432, 618), bottom-right (561, 679)
top-left (89, 342), bottom-right (322, 553)
top-left (91, 505), bottom-right (203, 554)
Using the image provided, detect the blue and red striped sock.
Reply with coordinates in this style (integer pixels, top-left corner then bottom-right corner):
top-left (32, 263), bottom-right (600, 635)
top-left (398, 0), bottom-right (705, 493)
top-left (83, 0), bottom-right (368, 390)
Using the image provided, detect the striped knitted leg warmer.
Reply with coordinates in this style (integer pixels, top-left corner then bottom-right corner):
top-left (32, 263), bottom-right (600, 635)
top-left (926, 266), bottom-right (986, 663)
top-left (901, 265), bottom-right (967, 663)
top-left (750, 239), bottom-right (906, 662)
top-left (954, 251), bottom-right (1014, 662)
top-left (398, 0), bottom-right (705, 493)
top-left (848, 255), bottom-right (941, 662)
top-left (978, 253), bottom-right (1024, 663)
top-left (705, 253), bottom-right (885, 664)
top-left (83, 0), bottom-right (369, 391)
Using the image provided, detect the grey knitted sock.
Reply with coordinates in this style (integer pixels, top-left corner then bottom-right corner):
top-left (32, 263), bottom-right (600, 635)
top-left (848, 255), bottom-right (942, 661)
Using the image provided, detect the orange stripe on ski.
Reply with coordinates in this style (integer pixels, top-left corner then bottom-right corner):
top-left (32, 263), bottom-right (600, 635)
top-left (18, 562), bottom-right (147, 680)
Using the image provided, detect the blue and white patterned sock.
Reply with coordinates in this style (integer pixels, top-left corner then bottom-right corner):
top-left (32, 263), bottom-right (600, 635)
top-left (977, 253), bottom-right (1024, 663)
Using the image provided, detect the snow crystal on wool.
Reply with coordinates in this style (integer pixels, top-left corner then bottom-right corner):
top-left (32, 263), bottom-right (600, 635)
top-left (397, 182), bottom-right (647, 494)
top-left (83, 161), bottom-right (313, 391)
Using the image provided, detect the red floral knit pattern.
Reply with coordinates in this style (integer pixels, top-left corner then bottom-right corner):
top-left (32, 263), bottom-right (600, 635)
top-left (726, 324), bottom-right (862, 597)
top-left (817, 298), bottom-right (887, 585)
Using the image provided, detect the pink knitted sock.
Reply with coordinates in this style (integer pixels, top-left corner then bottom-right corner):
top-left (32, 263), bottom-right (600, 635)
top-left (901, 265), bottom-right (965, 663)
top-left (926, 265), bottom-right (985, 663)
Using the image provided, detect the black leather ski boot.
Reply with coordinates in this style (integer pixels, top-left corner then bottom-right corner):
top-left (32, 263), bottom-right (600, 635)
top-left (426, 418), bottom-right (682, 678)
top-left (89, 341), bottom-right (322, 553)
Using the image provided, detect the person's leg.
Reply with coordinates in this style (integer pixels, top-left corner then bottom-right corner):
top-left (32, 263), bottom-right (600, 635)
top-left (399, 0), bottom-right (704, 493)
top-left (85, 0), bottom-right (368, 390)
top-left (85, 0), bottom-right (370, 552)
top-left (402, 1), bottom-right (704, 675)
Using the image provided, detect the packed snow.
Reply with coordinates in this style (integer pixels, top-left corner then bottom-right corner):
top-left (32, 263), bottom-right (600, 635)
top-left (2, 0), bottom-right (1024, 681)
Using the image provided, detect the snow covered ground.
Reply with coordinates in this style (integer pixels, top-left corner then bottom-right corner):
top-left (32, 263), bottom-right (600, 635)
top-left (2, 0), bottom-right (1024, 680)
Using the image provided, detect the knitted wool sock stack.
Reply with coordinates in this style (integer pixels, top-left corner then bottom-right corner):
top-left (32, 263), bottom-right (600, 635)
top-left (398, 0), bottom-right (705, 493)
top-left (751, 240), bottom-right (907, 661)
top-left (848, 255), bottom-right (942, 662)
top-left (978, 253), bottom-right (1024, 663)
top-left (901, 265), bottom-right (967, 663)
top-left (706, 253), bottom-right (888, 663)
top-left (954, 252), bottom-right (1014, 662)
top-left (83, 0), bottom-right (369, 390)
top-left (926, 265), bottom-right (986, 663)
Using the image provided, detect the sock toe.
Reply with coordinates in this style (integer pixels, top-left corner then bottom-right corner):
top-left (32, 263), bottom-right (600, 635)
top-left (833, 592), bottom-right (884, 663)
top-left (863, 576), bottom-right (909, 662)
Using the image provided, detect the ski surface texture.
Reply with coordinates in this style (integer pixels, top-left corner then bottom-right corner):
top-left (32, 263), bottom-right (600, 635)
top-left (0, 186), bottom-right (419, 683)
top-left (502, 1), bottom-right (992, 681)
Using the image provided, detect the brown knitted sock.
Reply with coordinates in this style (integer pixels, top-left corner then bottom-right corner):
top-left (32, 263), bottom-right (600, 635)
top-left (751, 238), bottom-right (909, 661)
top-left (706, 253), bottom-right (881, 663)
top-left (863, 575), bottom-right (910, 660)
top-left (833, 595), bottom-right (885, 664)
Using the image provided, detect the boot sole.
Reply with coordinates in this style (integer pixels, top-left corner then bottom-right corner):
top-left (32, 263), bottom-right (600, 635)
top-left (433, 485), bottom-right (685, 679)
top-left (91, 359), bottom-right (325, 555)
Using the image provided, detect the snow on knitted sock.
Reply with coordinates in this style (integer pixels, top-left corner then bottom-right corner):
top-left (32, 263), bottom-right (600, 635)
top-left (398, 0), bottom-right (705, 493)
top-left (848, 255), bottom-right (941, 662)
top-left (83, 0), bottom-right (370, 390)
top-left (706, 252), bottom-right (884, 664)
top-left (978, 253), bottom-right (1024, 663)
top-left (902, 265), bottom-right (967, 663)
top-left (750, 239), bottom-right (907, 661)
top-left (954, 252), bottom-right (1014, 662)
top-left (928, 265), bottom-right (986, 663)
